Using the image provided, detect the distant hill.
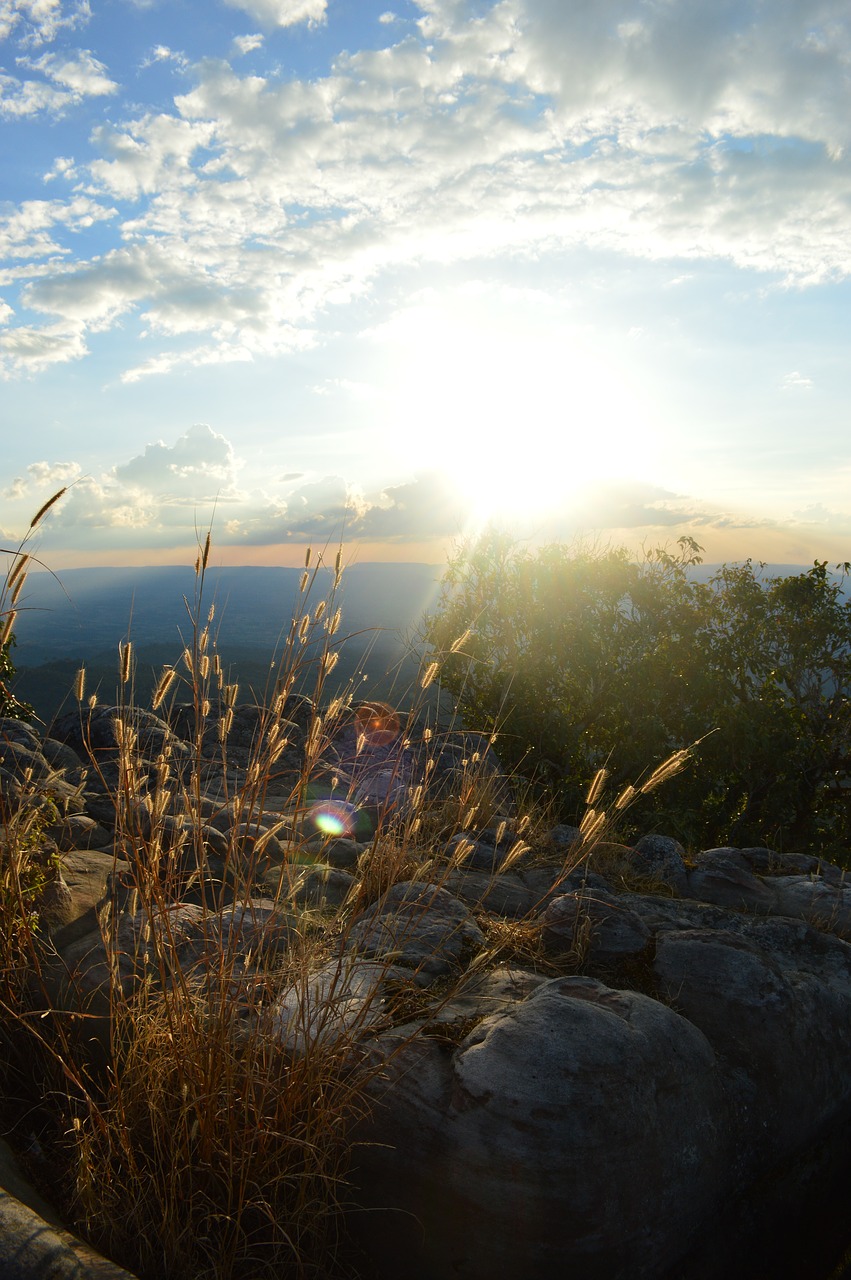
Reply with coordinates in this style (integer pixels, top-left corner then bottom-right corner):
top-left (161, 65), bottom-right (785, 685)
top-left (11, 563), bottom-right (444, 725)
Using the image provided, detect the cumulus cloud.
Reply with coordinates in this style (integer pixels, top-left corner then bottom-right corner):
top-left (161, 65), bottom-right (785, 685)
top-left (1, 48), bottom-right (116, 118)
top-left (0, 320), bottom-right (88, 374)
top-left (222, 0), bottom-right (326, 29)
top-left (0, 0), bottom-right (91, 47)
top-left (113, 424), bottom-right (241, 502)
top-left (3, 459), bottom-right (82, 499)
top-left (232, 33), bottom-right (264, 54)
top-left (781, 370), bottom-right (814, 391)
top-left (3, 0), bottom-right (851, 371)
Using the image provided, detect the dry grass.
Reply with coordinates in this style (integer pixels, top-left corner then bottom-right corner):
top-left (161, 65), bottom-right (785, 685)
top-left (0, 501), bottom-right (702, 1280)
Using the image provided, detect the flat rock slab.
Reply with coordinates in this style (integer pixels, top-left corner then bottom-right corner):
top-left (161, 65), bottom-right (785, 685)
top-left (348, 880), bottom-right (484, 981)
top-left (354, 975), bottom-right (729, 1280)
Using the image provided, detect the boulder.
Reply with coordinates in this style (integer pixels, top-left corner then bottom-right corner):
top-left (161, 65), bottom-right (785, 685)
top-left (353, 976), bottom-right (731, 1280)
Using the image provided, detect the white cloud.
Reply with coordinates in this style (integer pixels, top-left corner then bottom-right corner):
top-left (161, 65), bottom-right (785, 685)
top-left (29, 49), bottom-right (117, 96)
top-left (222, 0), bottom-right (326, 29)
top-left (0, 196), bottom-right (116, 264)
top-left (0, 320), bottom-right (87, 374)
top-left (4, 0), bottom-right (851, 375)
top-left (781, 370), bottom-right (814, 391)
top-left (233, 33), bottom-right (264, 54)
top-left (113, 423), bottom-right (241, 502)
top-left (1, 48), bottom-right (116, 117)
top-left (142, 44), bottom-right (189, 71)
top-left (0, 0), bottom-right (91, 47)
top-left (3, 459), bottom-right (81, 499)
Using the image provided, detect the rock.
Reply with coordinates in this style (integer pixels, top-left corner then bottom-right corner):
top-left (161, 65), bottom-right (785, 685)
top-left (766, 874), bottom-right (851, 939)
top-left (271, 957), bottom-right (408, 1054)
top-left (47, 814), bottom-right (112, 853)
top-left (540, 888), bottom-right (651, 965)
top-left (304, 835), bottom-right (362, 870)
top-left (632, 833), bottom-right (689, 887)
top-left (654, 921), bottom-right (851, 1171)
top-left (290, 865), bottom-right (356, 910)
top-left (347, 880), bottom-right (485, 983)
top-left (685, 850), bottom-right (777, 912)
top-left (353, 976), bottom-right (730, 1280)
top-left (444, 868), bottom-right (539, 918)
top-left (0, 1141), bottom-right (138, 1279)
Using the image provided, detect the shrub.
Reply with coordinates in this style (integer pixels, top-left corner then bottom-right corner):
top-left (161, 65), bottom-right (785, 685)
top-left (426, 530), bottom-right (851, 855)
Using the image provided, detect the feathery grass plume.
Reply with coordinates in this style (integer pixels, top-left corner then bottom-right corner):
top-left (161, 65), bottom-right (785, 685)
top-left (304, 545), bottom-right (312, 567)
top-left (182, 647), bottom-right (193, 674)
top-left (448, 838), bottom-right (476, 870)
top-left (640, 749), bottom-right (691, 795)
top-left (219, 707), bottom-right (234, 741)
top-left (327, 607), bottom-right (342, 637)
top-left (494, 819), bottom-right (507, 846)
top-left (222, 682), bottom-right (239, 709)
top-left (299, 570), bottom-right (309, 593)
top-left (152, 666), bottom-right (176, 711)
top-left (321, 650), bottom-right (339, 676)
top-left (579, 807), bottom-right (607, 843)
top-left (314, 600), bottom-right (326, 622)
top-left (586, 768), bottom-right (608, 807)
top-left (516, 814), bottom-right (530, 836)
top-left (614, 784), bottom-right (636, 811)
top-left (74, 667), bottom-right (86, 703)
top-left (501, 840), bottom-right (531, 873)
top-left (10, 571), bottom-right (26, 607)
top-left (298, 614), bottom-right (310, 643)
top-left (119, 641), bottom-right (133, 686)
top-left (199, 655), bottom-right (210, 680)
top-left (0, 611), bottom-right (17, 649)
top-left (29, 487), bottom-right (66, 529)
top-left (305, 716), bottom-right (324, 758)
top-left (449, 627), bottom-right (473, 654)
top-left (7, 553), bottom-right (28, 591)
top-left (334, 549), bottom-right (343, 588)
top-left (200, 531), bottom-right (211, 572)
top-left (421, 661), bottom-right (439, 690)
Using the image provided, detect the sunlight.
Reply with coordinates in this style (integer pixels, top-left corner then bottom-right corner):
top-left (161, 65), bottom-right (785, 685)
top-left (378, 293), bottom-right (655, 531)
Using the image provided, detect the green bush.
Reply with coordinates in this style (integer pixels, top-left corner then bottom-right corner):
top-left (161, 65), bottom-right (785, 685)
top-left (426, 530), bottom-right (851, 855)
top-left (0, 636), bottom-right (34, 723)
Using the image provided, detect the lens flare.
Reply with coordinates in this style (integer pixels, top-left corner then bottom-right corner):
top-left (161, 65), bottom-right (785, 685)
top-left (355, 700), bottom-right (401, 747)
top-left (308, 799), bottom-right (358, 838)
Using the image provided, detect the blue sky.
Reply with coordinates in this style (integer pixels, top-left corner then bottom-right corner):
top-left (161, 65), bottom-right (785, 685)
top-left (2, 0), bottom-right (851, 568)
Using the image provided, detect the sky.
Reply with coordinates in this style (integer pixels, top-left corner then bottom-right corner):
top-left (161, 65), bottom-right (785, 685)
top-left (2, 0), bottom-right (851, 570)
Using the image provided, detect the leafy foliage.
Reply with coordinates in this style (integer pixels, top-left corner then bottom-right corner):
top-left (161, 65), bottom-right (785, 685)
top-left (426, 531), bottom-right (851, 855)
top-left (0, 636), bottom-right (34, 723)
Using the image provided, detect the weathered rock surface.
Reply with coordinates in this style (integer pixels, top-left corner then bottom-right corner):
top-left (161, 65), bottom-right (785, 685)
top-left (4, 707), bottom-right (851, 1280)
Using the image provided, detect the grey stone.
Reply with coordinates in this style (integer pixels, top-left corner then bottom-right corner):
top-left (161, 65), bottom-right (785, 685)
top-left (291, 864), bottom-right (356, 910)
top-left (685, 857), bottom-right (776, 913)
top-left (654, 924), bottom-right (851, 1169)
top-left (769, 874), bottom-right (851, 938)
top-left (353, 975), bottom-right (729, 1280)
top-left (541, 889), bottom-right (651, 965)
top-left (444, 868), bottom-right (538, 918)
top-left (347, 880), bottom-right (484, 981)
top-left (632, 833), bottom-right (689, 886)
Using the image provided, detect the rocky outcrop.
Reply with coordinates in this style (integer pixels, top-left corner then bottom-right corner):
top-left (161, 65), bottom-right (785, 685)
top-left (3, 706), bottom-right (851, 1280)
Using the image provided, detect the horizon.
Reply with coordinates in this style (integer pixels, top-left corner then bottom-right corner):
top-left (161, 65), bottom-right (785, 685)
top-left (2, 1), bottom-right (851, 568)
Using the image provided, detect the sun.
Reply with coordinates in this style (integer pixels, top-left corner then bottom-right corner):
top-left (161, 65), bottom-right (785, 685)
top-left (378, 291), bottom-right (655, 532)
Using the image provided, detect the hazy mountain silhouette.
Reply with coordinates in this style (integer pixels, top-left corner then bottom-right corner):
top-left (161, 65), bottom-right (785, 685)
top-left (12, 563), bottom-right (443, 724)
